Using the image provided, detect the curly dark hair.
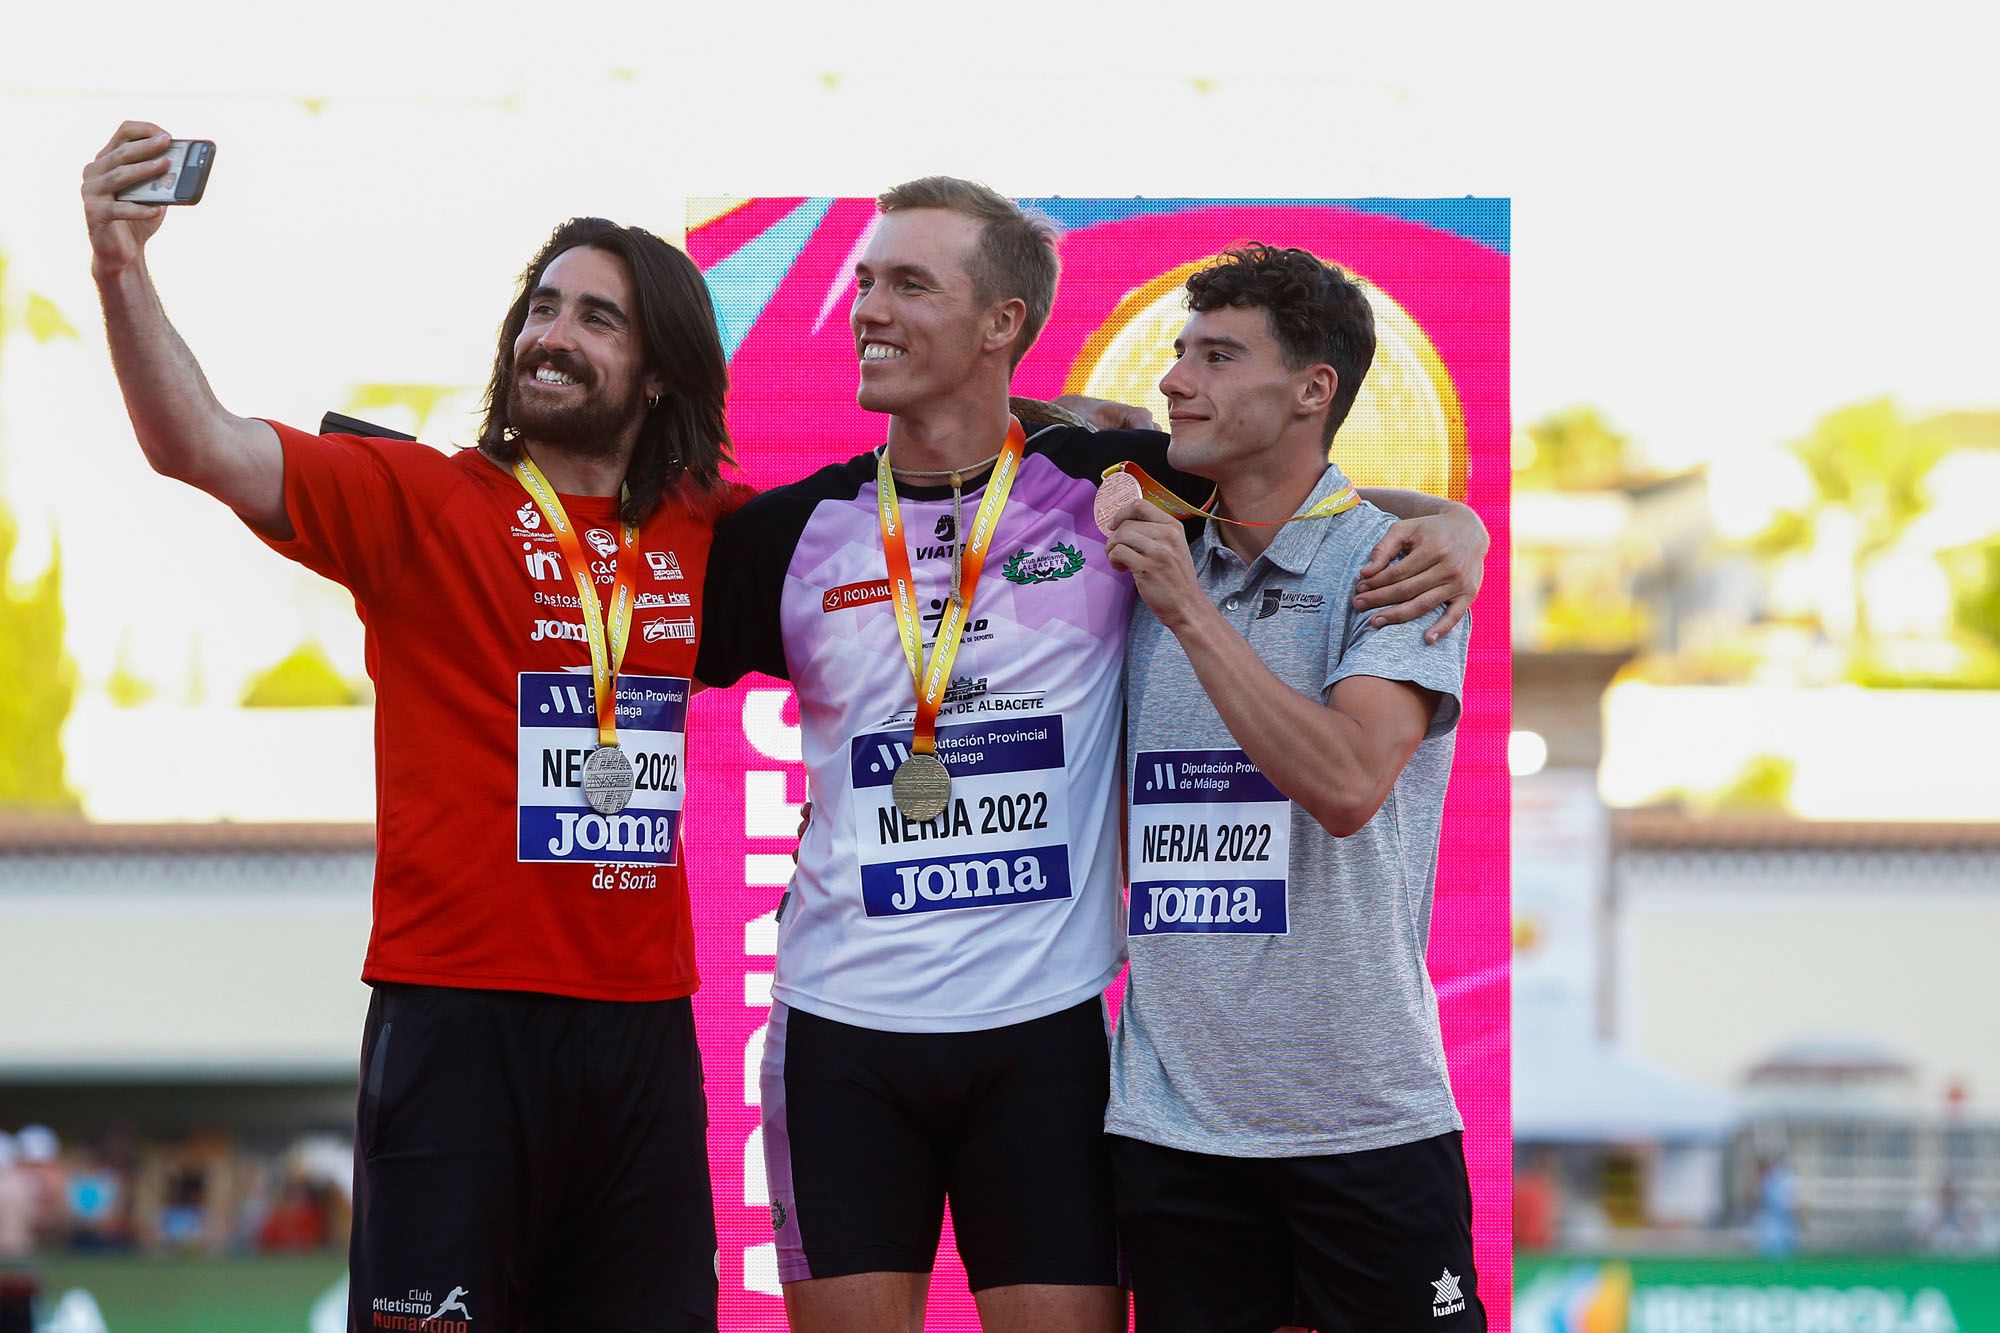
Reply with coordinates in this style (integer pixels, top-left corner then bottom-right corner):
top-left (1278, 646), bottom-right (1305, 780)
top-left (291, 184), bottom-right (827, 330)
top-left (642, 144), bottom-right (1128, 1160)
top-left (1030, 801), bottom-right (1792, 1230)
top-left (478, 218), bottom-right (732, 523)
top-left (1185, 244), bottom-right (1376, 446)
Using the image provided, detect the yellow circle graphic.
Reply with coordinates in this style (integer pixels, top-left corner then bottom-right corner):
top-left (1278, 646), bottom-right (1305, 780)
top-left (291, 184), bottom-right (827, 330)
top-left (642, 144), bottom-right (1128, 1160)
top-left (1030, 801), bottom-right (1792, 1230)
top-left (1063, 258), bottom-right (1467, 499)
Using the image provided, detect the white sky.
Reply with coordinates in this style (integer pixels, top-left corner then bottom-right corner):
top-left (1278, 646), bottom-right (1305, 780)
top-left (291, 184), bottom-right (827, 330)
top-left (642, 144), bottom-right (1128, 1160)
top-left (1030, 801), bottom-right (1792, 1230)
top-left (4, 0), bottom-right (1998, 705)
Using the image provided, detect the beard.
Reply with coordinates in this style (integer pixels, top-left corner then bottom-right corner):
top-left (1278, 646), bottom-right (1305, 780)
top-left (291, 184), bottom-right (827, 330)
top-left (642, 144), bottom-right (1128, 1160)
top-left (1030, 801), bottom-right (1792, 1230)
top-left (507, 350), bottom-right (647, 460)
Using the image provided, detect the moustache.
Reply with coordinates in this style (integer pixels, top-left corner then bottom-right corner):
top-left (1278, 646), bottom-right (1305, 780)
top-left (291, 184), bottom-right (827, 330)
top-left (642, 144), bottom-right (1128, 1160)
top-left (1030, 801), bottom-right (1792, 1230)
top-left (519, 350), bottom-right (593, 387)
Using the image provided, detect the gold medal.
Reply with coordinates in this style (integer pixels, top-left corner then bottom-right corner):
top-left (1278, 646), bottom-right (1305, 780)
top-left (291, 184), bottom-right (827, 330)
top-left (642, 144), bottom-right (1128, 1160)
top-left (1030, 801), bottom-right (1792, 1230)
top-left (892, 752), bottom-right (953, 822)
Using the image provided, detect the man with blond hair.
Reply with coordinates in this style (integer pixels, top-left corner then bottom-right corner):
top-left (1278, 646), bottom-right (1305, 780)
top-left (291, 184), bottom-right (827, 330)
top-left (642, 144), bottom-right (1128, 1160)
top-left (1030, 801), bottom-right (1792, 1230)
top-left (696, 178), bottom-right (1486, 1332)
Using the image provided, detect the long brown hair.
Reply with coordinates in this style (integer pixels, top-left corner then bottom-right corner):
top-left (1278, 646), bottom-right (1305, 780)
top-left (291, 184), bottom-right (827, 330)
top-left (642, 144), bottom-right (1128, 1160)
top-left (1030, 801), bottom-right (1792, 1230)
top-left (478, 218), bottom-right (732, 522)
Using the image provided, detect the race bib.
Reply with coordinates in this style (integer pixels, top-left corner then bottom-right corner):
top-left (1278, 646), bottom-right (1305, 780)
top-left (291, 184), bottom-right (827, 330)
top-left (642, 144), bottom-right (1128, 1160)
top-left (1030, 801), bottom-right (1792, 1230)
top-left (850, 715), bottom-right (1072, 917)
top-left (517, 672), bottom-right (687, 864)
top-left (1129, 748), bottom-right (1290, 935)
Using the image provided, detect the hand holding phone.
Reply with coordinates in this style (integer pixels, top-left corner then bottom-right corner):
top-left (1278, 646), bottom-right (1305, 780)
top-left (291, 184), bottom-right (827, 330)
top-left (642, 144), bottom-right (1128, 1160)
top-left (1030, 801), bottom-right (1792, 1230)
top-left (115, 139), bottom-right (215, 205)
top-left (83, 123), bottom-right (212, 278)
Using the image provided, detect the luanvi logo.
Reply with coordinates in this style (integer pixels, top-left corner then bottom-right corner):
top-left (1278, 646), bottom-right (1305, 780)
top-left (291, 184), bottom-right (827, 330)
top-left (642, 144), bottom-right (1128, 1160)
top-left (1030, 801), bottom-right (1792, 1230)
top-left (1431, 1268), bottom-right (1466, 1317)
top-left (1255, 587), bottom-right (1328, 620)
top-left (772, 1200), bottom-right (788, 1231)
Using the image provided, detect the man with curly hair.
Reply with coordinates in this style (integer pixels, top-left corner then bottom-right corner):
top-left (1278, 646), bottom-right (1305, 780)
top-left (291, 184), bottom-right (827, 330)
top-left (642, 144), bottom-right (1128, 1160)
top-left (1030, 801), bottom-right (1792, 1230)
top-left (1099, 244), bottom-right (1486, 1332)
top-left (84, 122), bottom-right (738, 1332)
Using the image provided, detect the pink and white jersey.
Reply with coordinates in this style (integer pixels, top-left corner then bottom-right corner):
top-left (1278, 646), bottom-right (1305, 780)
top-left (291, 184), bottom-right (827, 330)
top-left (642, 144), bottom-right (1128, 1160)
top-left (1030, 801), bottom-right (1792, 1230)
top-left (699, 425), bottom-right (1204, 1032)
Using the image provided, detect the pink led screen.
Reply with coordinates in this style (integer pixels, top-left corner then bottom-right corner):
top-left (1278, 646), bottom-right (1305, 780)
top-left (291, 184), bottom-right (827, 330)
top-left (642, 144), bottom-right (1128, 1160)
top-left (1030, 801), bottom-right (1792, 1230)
top-left (681, 196), bottom-right (1512, 1330)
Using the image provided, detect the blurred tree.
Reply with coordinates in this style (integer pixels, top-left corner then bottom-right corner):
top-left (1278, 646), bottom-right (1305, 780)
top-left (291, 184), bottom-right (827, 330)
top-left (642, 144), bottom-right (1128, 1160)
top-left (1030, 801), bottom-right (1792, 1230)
top-left (1514, 406), bottom-right (1642, 491)
top-left (106, 632), bottom-right (157, 708)
top-left (1662, 754), bottom-right (1796, 815)
top-left (240, 640), bottom-right (367, 707)
top-left (1514, 407), bottom-right (1659, 652)
top-left (1757, 400), bottom-right (1954, 668)
top-left (0, 502), bottom-right (80, 811)
top-left (1942, 537), bottom-right (2000, 650)
top-left (1713, 754), bottom-right (1795, 814)
top-left (1785, 400), bottom-right (1946, 555)
top-left (0, 249), bottom-right (82, 812)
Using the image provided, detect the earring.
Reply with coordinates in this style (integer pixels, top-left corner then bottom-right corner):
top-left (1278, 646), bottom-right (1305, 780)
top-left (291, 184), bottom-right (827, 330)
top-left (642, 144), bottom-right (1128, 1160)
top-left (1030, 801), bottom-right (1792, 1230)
top-left (647, 394), bottom-right (662, 411)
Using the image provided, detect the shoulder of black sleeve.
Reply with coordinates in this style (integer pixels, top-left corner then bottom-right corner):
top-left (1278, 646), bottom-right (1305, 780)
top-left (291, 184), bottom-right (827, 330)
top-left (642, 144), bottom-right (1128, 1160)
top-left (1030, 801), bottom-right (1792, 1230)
top-left (695, 453), bottom-right (875, 687)
top-left (1019, 423), bottom-right (1210, 507)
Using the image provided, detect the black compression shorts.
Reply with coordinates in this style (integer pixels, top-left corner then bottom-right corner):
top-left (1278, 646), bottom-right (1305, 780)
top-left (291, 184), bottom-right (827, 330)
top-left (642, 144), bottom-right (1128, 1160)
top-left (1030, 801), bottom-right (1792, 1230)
top-left (760, 997), bottom-right (1119, 1292)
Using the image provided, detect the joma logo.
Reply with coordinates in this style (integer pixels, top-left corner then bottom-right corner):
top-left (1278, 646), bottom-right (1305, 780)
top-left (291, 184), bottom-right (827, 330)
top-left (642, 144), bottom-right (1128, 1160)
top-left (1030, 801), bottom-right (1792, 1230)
top-left (547, 812), bottom-right (674, 858)
top-left (890, 855), bottom-right (1049, 911)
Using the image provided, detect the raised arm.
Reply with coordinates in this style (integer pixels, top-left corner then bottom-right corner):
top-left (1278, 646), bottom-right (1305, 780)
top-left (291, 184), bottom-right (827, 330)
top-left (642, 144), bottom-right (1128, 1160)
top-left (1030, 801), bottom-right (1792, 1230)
top-left (84, 121), bottom-right (288, 538)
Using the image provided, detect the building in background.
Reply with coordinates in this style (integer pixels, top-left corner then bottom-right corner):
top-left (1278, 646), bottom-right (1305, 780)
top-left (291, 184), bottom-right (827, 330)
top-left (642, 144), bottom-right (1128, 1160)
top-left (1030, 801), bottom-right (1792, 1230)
top-left (1513, 408), bottom-right (2000, 1330)
top-left (0, 822), bottom-right (365, 1243)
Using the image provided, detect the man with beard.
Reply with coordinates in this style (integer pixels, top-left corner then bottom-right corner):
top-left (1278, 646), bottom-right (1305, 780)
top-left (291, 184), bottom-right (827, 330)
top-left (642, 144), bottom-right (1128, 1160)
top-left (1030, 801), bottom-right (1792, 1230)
top-left (694, 178), bottom-right (1485, 1333)
top-left (84, 122), bottom-right (740, 1331)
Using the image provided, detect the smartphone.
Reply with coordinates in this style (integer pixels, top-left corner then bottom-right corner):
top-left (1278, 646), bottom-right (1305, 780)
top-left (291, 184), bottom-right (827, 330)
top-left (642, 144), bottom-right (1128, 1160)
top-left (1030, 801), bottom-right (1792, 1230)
top-left (116, 139), bottom-right (216, 206)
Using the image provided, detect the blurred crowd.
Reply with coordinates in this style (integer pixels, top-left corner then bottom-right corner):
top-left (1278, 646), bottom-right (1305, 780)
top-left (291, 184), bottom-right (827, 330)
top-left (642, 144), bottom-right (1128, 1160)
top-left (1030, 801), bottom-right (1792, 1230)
top-left (0, 1124), bottom-right (349, 1260)
top-left (1512, 1145), bottom-right (2000, 1257)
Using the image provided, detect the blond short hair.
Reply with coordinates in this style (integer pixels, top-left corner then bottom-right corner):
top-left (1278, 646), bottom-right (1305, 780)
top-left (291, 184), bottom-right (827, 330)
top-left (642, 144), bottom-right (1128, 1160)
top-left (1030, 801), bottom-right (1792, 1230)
top-left (877, 176), bottom-right (1060, 368)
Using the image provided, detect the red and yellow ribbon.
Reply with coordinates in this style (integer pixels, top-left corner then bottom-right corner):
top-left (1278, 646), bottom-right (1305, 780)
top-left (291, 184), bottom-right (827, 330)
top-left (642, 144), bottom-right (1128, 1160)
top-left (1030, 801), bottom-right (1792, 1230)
top-left (1101, 460), bottom-right (1359, 527)
top-left (878, 418), bottom-right (1027, 758)
top-left (514, 457), bottom-right (638, 748)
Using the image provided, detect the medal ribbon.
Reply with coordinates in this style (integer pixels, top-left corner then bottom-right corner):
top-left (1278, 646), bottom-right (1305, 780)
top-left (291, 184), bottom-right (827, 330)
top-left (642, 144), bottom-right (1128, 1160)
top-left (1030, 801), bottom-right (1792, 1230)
top-left (1101, 461), bottom-right (1359, 527)
top-left (513, 458), bottom-right (638, 748)
top-left (878, 417), bottom-right (1028, 759)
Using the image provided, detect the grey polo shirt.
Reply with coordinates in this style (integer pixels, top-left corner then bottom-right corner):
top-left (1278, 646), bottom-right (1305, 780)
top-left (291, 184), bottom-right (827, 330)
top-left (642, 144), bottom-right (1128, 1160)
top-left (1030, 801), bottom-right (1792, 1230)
top-left (1108, 463), bottom-right (1470, 1157)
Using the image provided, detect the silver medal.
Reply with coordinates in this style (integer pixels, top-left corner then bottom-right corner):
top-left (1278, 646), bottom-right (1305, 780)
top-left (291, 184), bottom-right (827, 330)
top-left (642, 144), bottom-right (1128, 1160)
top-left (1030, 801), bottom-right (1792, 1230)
top-left (891, 752), bottom-right (953, 822)
top-left (581, 744), bottom-right (636, 815)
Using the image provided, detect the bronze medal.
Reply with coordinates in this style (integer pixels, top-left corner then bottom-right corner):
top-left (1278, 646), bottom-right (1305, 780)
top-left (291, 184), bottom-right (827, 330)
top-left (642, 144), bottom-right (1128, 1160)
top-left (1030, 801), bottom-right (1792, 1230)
top-left (581, 744), bottom-right (636, 815)
top-left (1094, 471), bottom-right (1143, 537)
top-left (891, 752), bottom-right (953, 822)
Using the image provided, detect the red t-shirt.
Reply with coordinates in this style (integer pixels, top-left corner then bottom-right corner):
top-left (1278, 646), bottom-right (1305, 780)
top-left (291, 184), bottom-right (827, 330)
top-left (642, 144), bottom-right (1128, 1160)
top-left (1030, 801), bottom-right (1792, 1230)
top-left (256, 422), bottom-right (750, 1001)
